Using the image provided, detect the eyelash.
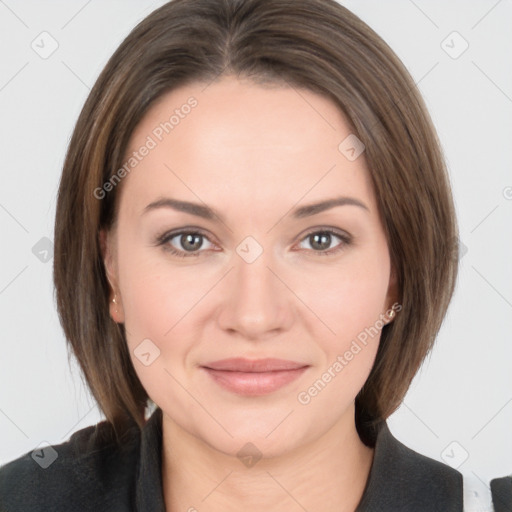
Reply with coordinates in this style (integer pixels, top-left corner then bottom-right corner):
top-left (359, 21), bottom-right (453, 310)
top-left (155, 227), bottom-right (352, 258)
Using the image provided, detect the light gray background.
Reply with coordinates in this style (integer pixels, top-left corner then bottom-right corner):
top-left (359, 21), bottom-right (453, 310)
top-left (0, 0), bottom-right (511, 504)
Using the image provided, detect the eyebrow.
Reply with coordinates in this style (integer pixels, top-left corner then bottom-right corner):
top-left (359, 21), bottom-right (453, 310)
top-left (142, 195), bottom-right (369, 222)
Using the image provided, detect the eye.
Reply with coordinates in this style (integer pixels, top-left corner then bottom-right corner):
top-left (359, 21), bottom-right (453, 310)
top-left (156, 229), bottom-right (216, 258)
top-left (155, 227), bottom-right (352, 258)
top-left (296, 228), bottom-right (351, 256)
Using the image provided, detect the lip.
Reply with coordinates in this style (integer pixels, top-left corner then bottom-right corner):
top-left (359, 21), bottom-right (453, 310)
top-left (201, 358), bottom-right (309, 396)
top-left (203, 358), bottom-right (307, 372)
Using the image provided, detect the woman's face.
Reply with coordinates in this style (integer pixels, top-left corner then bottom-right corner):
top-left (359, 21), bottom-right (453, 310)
top-left (102, 76), bottom-right (397, 458)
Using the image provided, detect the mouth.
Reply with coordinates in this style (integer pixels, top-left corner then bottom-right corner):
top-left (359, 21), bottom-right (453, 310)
top-left (200, 358), bottom-right (310, 396)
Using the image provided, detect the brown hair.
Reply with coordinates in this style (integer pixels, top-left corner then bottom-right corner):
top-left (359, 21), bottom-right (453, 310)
top-left (54, 0), bottom-right (458, 443)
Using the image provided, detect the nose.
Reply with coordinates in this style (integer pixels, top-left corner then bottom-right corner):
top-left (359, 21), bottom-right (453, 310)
top-left (216, 244), bottom-right (294, 340)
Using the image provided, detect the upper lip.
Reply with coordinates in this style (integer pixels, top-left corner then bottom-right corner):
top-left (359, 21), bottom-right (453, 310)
top-left (202, 358), bottom-right (308, 372)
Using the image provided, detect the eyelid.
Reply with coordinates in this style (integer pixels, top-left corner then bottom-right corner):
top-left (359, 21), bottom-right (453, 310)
top-left (298, 225), bottom-right (351, 241)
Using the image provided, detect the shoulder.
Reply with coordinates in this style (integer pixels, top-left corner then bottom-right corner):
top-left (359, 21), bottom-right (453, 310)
top-left (357, 422), bottom-right (463, 511)
top-left (490, 474), bottom-right (512, 512)
top-left (382, 424), bottom-right (463, 488)
top-left (0, 419), bottom-right (140, 512)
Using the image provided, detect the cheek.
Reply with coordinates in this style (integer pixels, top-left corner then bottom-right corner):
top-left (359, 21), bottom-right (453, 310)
top-left (297, 250), bottom-right (390, 392)
top-left (302, 253), bottom-right (390, 339)
top-left (116, 234), bottom-right (206, 339)
top-left (116, 251), bottom-right (203, 404)
top-left (294, 262), bottom-right (389, 413)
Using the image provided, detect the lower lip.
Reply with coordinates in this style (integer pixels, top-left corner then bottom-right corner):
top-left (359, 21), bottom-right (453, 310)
top-left (202, 367), bottom-right (309, 396)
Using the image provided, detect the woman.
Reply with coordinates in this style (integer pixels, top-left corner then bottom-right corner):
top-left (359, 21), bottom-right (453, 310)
top-left (0, 0), bottom-right (506, 510)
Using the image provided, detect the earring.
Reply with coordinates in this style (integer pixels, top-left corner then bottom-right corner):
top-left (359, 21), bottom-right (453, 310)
top-left (110, 294), bottom-right (120, 324)
top-left (112, 294), bottom-right (119, 314)
top-left (387, 309), bottom-right (395, 323)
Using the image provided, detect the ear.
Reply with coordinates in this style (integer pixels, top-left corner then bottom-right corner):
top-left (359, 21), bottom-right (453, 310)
top-left (384, 262), bottom-right (400, 324)
top-left (99, 228), bottom-right (125, 323)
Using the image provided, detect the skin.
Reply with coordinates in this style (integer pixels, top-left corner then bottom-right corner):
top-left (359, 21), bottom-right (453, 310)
top-left (101, 75), bottom-right (398, 512)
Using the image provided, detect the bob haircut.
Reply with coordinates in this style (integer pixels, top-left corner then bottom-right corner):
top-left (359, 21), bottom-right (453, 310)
top-left (54, 0), bottom-right (458, 443)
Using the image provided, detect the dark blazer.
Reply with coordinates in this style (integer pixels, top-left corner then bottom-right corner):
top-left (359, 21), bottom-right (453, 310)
top-left (0, 407), bottom-right (473, 511)
top-left (491, 475), bottom-right (512, 512)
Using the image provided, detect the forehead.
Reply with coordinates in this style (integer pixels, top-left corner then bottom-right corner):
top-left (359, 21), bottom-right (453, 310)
top-left (132, 76), bottom-right (353, 150)
top-left (119, 76), bottom-right (376, 217)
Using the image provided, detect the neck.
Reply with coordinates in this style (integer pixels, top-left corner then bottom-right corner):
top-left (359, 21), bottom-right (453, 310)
top-left (161, 404), bottom-right (375, 512)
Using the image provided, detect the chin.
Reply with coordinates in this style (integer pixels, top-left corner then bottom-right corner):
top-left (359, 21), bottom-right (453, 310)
top-left (206, 430), bottom-right (301, 463)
